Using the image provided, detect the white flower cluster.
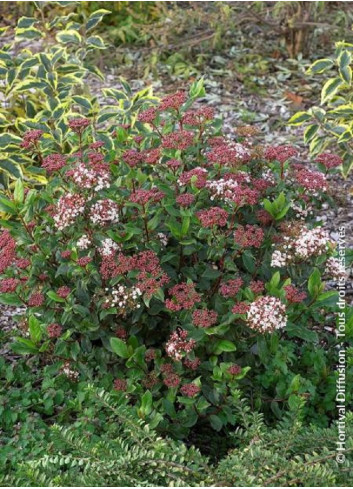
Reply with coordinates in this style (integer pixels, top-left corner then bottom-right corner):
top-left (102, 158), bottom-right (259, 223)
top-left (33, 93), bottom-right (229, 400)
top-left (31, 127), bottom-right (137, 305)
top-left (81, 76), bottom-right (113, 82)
top-left (90, 199), bottom-right (119, 225)
top-left (291, 201), bottom-right (311, 220)
top-left (271, 225), bottom-right (330, 267)
top-left (325, 257), bottom-right (346, 280)
top-left (206, 178), bottom-right (239, 202)
top-left (71, 163), bottom-right (110, 192)
top-left (261, 169), bottom-right (276, 184)
top-left (157, 232), bottom-right (168, 247)
top-left (295, 226), bottom-right (329, 259)
top-left (98, 238), bottom-right (120, 256)
top-left (105, 285), bottom-right (142, 314)
top-left (247, 296), bottom-right (287, 333)
top-left (271, 250), bottom-right (287, 268)
top-left (77, 234), bottom-right (91, 250)
top-left (231, 142), bottom-right (251, 161)
top-left (61, 361), bottom-right (79, 381)
top-left (53, 193), bottom-right (85, 230)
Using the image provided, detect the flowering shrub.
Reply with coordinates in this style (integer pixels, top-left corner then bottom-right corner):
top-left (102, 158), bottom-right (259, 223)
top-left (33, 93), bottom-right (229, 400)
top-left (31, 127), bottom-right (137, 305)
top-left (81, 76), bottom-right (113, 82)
top-left (0, 82), bottom-right (347, 435)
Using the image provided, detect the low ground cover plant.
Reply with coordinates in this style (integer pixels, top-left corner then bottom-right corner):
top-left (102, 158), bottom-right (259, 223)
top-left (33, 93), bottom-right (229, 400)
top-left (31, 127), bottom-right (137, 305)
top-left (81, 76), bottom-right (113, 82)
top-left (0, 82), bottom-right (350, 439)
top-left (0, 376), bottom-right (352, 486)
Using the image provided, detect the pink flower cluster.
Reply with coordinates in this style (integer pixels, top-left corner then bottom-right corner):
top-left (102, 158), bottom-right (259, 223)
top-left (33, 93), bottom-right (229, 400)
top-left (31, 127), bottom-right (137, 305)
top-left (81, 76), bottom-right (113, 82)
top-left (249, 280), bottom-right (264, 294)
top-left (178, 167), bottom-right (208, 189)
top-left (294, 167), bottom-right (327, 193)
top-left (166, 159), bottom-right (182, 170)
top-left (116, 327), bottom-right (128, 339)
top-left (104, 284), bottom-right (142, 313)
top-left (207, 141), bottom-right (250, 166)
top-left (234, 225), bottom-right (264, 248)
top-left (316, 153), bottom-right (342, 169)
top-left (162, 130), bottom-right (194, 150)
top-left (180, 383), bottom-right (200, 397)
top-left (21, 129), bottom-right (43, 149)
top-left (0, 278), bottom-right (20, 293)
top-left (206, 175), bottom-right (260, 207)
top-left (16, 258), bottom-right (31, 269)
top-left (138, 107), bottom-right (158, 124)
top-left (129, 188), bottom-right (165, 206)
top-left (47, 323), bottom-right (62, 338)
top-left (42, 154), bottom-right (66, 174)
top-left (271, 225), bottom-right (330, 266)
top-left (231, 302), bottom-right (250, 314)
top-left (0, 231), bottom-right (17, 274)
top-left (57, 286), bottom-right (71, 299)
top-left (28, 292), bottom-right (45, 307)
top-left (69, 161), bottom-right (111, 192)
top-left (165, 282), bottom-right (201, 311)
top-left (101, 250), bottom-right (169, 298)
top-left (114, 378), bottom-right (127, 391)
top-left (165, 328), bottom-right (196, 361)
top-left (159, 91), bottom-right (186, 111)
top-left (265, 145), bottom-right (297, 163)
top-left (182, 107), bottom-right (214, 125)
top-left (325, 257), bottom-right (346, 280)
top-left (145, 348), bottom-right (156, 361)
top-left (90, 141), bottom-right (104, 150)
top-left (196, 207), bottom-right (228, 228)
top-left (192, 309), bottom-right (218, 328)
top-left (122, 149), bottom-right (143, 167)
top-left (163, 372), bottom-right (181, 388)
top-left (77, 256), bottom-right (92, 267)
top-left (284, 285), bottom-right (307, 303)
top-left (257, 209), bottom-right (272, 226)
top-left (219, 278), bottom-right (243, 298)
top-left (176, 193), bottom-right (195, 207)
top-left (184, 357), bottom-right (201, 370)
top-left (142, 148), bottom-right (161, 165)
top-left (233, 186), bottom-right (259, 207)
top-left (68, 118), bottom-right (90, 133)
top-left (228, 364), bottom-right (242, 375)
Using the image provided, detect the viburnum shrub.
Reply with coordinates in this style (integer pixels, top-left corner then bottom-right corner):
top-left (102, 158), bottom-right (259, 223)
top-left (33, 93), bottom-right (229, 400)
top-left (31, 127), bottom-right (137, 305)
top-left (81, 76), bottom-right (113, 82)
top-left (0, 82), bottom-right (346, 435)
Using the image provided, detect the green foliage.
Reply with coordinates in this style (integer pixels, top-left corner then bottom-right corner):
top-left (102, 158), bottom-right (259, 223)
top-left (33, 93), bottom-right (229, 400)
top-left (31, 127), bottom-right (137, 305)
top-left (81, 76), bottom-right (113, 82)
top-left (0, 2), bottom-right (156, 193)
top-left (214, 401), bottom-right (353, 486)
top-left (291, 40), bottom-right (353, 177)
top-left (1, 381), bottom-right (352, 487)
top-left (0, 3), bottom-right (108, 188)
